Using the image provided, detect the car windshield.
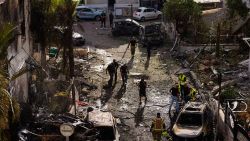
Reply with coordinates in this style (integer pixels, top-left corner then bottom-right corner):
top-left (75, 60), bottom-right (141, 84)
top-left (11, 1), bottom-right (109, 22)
top-left (144, 24), bottom-right (161, 34)
top-left (177, 113), bottom-right (202, 127)
top-left (96, 126), bottom-right (115, 140)
top-left (137, 9), bottom-right (142, 12)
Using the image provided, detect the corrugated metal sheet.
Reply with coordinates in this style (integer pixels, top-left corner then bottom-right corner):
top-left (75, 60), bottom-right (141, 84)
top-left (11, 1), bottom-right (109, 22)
top-left (194, 0), bottom-right (221, 3)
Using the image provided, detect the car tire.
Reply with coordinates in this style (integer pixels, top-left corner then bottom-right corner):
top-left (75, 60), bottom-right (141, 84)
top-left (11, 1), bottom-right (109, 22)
top-left (140, 17), bottom-right (145, 22)
top-left (157, 14), bottom-right (162, 19)
top-left (95, 16), bottom-right (101, 21)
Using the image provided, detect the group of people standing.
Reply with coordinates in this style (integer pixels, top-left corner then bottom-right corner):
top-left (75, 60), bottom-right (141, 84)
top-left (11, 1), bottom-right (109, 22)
top-left (106, 59), bottom-right (147, 104)
top-left (150, 74), bottom-right (198, 141)
top-left (100, 11), bottom-right (114, 28)
top-left (169, 73), bottom-right (198, 113)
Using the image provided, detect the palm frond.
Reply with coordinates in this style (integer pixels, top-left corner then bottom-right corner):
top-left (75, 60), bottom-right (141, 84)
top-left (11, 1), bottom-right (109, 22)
top-left (0, 23), bottom-right (16, 59)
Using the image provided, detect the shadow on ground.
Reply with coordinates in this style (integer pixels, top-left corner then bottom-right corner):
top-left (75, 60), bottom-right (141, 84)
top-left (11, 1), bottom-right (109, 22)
top-left (134, 105), bottom-right (145, 127)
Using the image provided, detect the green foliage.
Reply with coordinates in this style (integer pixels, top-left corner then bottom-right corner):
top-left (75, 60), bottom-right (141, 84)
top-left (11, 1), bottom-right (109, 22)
top-left (0, 74), bottom-right (20, 141)
top-left (0, 23), bottom-right (15, 60)
top-left (227, 0), bottom-right (249, 18)
top-left (220, 87), bottom-right (238, 102)
top-left (163, 0), bottom-right (202, 36)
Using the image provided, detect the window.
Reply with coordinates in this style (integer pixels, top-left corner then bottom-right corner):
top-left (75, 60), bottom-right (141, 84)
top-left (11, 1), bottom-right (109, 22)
top-left (81, 8), bottom-right (92, 12)
top-left (144, 9), bottom-right (150, 12)
top-left (97, 126), bottom-right (115, 140)
top-left (148, 9), bottom-right (154, 12)
top-left (177, 113), bottom-right (202, 127)
top-left (136, 9), bottom-right (141, 12)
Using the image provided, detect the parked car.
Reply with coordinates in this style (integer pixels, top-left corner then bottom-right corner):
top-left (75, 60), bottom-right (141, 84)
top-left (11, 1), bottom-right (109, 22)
top-left (88, 110), bottom-right (120, 141)
top-left (72, 32), bottom-right (85, 46)
top-left (112, 18), bottom-right (142, 36)
top-left (139, 22), bottom-right (164, 46)
top-left (76, 5), bottom-right (105, 21)
top-left (172, 102), bottom-right (213, 141)
top-left (53, 26), bottom-right (85, 46)
top-left (133, 7), bottom-right (162, 21)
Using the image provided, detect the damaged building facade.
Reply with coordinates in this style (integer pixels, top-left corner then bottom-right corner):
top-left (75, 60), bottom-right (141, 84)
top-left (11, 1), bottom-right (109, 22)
top-left (0, 0), bottom-right (32, 103)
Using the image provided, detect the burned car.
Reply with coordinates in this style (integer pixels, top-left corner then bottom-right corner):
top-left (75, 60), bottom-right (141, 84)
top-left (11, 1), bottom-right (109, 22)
top-left (88, 110), bottom-right (120, 141)
top-left (112, 18), bottom-right (142, 36)
top-left (72, 32), bottom-right (86, 46)
top-left (139, 22), bottom-right (164, 46)
top-left (172, 102), bottom-right (213, 141)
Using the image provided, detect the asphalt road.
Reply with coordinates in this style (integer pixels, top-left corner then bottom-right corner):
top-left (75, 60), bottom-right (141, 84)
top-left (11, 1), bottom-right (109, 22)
top-left (74, 19), bottom-right (180, 141)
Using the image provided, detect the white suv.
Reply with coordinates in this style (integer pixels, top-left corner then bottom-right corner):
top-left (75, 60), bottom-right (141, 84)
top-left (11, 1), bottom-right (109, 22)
top-left (133, 7), bottom-right (162, 21)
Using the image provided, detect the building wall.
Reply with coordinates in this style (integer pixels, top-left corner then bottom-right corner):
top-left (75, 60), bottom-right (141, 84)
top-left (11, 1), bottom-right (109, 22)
top-left (85, 0), bottom-right (107, 4)
top-left (6, 0), bottom-right (32, 103)
top-left (114, 0), bottom-right (139, 17)
top-left (84, 0), bottom-right (108, 8)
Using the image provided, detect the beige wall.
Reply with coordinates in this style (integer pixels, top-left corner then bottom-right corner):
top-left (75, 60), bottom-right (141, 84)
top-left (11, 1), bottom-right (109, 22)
top-left (85, 0), bottom-right (108, 4)
top-left (116, 0), bottom-right (139, 4)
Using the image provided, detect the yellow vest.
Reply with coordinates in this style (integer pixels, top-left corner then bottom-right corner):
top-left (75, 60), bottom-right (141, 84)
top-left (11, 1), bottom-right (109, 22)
top-left (189, 87), bottom-right (197, 101)
top-left (178, 74), bottom-right (187, 85)
top-left (153, 118), bottom-right (164, 131)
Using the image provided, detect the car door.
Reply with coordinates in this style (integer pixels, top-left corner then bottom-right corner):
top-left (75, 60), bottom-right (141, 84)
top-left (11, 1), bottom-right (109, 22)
top-left (125, 21), bottom-right (134, 35)
top-left (118, 21), bottom-right (127, 35)
top-left (152, 8), bottom-right (158, 19)
top-left (148, 8), bottom-right (155, 19)
top-left (78, 8), bottom-right (92, 19)
top-left (143, 9), bottom-right (150, 19)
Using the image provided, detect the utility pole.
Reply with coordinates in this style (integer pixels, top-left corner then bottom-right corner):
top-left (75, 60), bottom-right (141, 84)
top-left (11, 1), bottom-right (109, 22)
top-left (216, 23), bottom-right (220, 58)
top-left (128, 3), bottom-right (133, 37)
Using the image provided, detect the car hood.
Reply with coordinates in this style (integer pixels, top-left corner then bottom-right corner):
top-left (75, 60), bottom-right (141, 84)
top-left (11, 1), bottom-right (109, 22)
top-left (173, 124), bottom-right (203, 138)
top-left (72, 32), bottom-right (82, 38)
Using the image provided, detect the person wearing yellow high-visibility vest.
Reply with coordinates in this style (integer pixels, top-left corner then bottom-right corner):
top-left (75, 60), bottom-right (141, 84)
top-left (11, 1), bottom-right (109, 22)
top-left (178, 73), bottom-right (188, 102)
top-left (150, 113), bottom-right (166, 141)
top-left (178, 73), bottom-right (187, 98)
top-left (188, 87), bottom-right (197, 101)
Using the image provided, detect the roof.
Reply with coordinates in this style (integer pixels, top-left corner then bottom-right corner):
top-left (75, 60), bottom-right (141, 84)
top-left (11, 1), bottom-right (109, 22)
top-left (138, 7), bottom-right (147, 9)
top-left (88, 110), bottom-right (115, 127)
top-left (194, 0), bottom-right (221, 3)
top-left (113, 18), bottom-right (141, 26)
top-left (182, 102), bottom-right (207, 113)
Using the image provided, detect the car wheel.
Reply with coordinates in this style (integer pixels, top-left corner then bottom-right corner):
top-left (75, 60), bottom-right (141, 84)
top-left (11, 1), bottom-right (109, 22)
top-left (140, 17), bottom-right (145, 22)
top-left (157, 14), bottom-right (162, 19)
top-left (95, 16), bottom-right (101, 21)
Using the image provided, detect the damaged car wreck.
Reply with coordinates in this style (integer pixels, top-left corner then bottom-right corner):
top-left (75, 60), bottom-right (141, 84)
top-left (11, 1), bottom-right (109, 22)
top-left (18, 108), bottom-right (119, 141)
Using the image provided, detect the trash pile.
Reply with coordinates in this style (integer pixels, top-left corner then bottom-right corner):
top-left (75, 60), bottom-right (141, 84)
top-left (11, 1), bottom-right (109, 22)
top-left (20, 46), bottom-right (118, 141)
top-left (18, 110), bottom-right (99, 141)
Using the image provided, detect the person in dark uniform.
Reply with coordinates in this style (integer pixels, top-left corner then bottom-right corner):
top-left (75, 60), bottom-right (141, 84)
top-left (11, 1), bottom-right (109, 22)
top-left (100, 11), bottom-right (106, 28)
top-left (109, 11), bottom-right (114, 28)
top-left (169, 83), bottom-right (180, 113)
top-left (128, 37), bottom-right (137, 57)
top-left (138, 78), bottom-right (147, 104)
top-left (113, 59), bottom-right (119, 84)
top-left (120, 63), bottom-right (129, 85)
top-left (146, 43), bottom-right (151, 59)
top-left (106, 59), bottom-right (118, 87)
